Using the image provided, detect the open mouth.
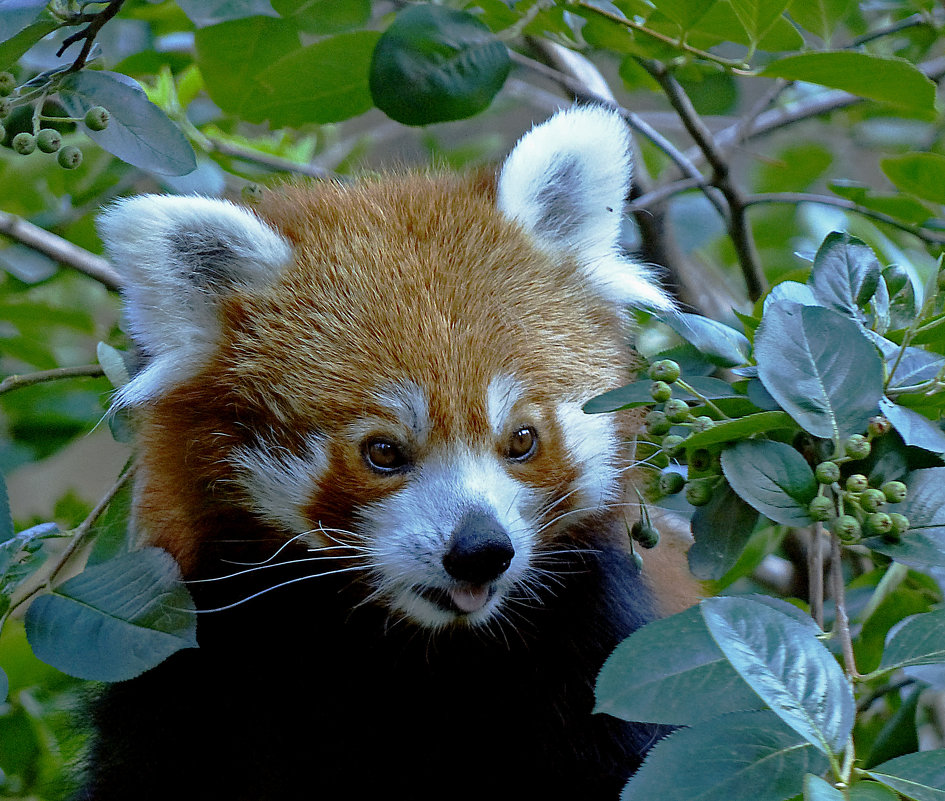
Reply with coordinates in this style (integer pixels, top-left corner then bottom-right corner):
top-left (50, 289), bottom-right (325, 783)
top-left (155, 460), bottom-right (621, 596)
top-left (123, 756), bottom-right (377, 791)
top-left (416, 583), bottom-right (496, 615)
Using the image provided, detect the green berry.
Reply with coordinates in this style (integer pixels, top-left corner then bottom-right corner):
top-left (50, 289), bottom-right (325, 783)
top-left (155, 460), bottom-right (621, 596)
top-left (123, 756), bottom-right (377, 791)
top-left (864, 512), bottom-right (893, 536)
top-left (241, 183), bottom-right (264, 202)
top-left (691, 416), bottom-right (714, 433)
top-left (57, 145), bottom-right (82, 169)
top-left (630, 520), bottom-right (660, 549)
top-left (832, 514), bottom-right (862, 543)
top-left (815, 461), bottom-right (841, 484)
top-left (0, 72), bottom-right (14, 96)
top-left (845, 434), bottom-right (871, 459)
top-left (689, 448), bottom-right (712, 473)
top-left (860, 488), bottom-right (887, 512)
top-left (661, 434), bottom-right (686, 457)
top-left (845, 474), bottom-right (869, 493)
top-left (808, 496), bottom-right (834, 522)
top-left (645, 410), bottom-right (672, 436)
top-left (658, 471), bottom-right (686, 495)
top-left (868, 416), bottom-right (892, 437)
top-left (685, 480), bottom-right (713, 507)
top-left (0, 97), bottom-right (11, 118)
top-left (880, 480), bottom-right (907, 503)
top-left (664, 398), bottom-right (690, 423)
top-left (84, 105), bottom-right (110, 131)
top-left (12, 132), bottom-right (35, 154)
top-left (650, 381), bottom-right (672, 402)
top-left (649, 359), bottom-right (681, 384)
top-left (882, 265), bottom-right (908, 297)
top-left (888, 513), bottom-right (910, 535)
top-left (631, 550), bottom-right (644, 571)
top-left (36, 128), bottom-right (61, 153)
top-left (0, 121), bottom-right (5, 141)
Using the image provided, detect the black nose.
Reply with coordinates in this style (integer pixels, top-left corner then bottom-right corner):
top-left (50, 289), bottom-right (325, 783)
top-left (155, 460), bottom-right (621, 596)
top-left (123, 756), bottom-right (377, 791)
top-left (442, 510), bottom-right (515, 584)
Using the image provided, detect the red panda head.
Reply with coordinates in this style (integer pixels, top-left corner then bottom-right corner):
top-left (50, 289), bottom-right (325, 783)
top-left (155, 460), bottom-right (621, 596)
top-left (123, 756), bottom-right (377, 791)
top-left (99, 106), bottom-right (673, 630)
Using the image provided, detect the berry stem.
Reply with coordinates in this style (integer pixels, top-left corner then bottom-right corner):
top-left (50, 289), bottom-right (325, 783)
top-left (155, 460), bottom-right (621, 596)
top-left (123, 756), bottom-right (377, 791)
top-left (830, 532), bottom-right (861, 680)
top-left (674, 379), bottom-right (732, 420)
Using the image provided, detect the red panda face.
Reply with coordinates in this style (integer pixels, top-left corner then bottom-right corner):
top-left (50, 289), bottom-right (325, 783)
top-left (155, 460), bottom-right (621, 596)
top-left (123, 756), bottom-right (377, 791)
top-left (98, 106), bottom-right (673, 630)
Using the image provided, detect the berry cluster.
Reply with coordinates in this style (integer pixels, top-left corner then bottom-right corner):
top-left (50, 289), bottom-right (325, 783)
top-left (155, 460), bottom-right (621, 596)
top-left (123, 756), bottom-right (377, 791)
top-left (1, 71), bottom-right (109, 170)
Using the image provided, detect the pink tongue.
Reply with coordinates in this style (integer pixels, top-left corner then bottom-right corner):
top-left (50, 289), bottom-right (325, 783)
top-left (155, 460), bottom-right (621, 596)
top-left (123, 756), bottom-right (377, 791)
top-left (449, 585), bottom-right (490, 613)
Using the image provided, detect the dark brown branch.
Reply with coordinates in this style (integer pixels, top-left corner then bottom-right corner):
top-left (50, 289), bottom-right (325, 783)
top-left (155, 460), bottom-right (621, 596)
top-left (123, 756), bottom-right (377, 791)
top-left (0, 364), bottom-right (105, 395)
top-left (0, 210), bottom-right (121, 290)
top-left (56, 0), bottom-right (127, 72)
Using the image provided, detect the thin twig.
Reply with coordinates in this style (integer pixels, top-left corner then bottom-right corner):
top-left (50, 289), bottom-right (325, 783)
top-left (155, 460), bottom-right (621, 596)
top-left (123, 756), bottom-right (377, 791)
top-left (0, 210), bottom-right (120, 289)
top-left (206, 138), bottom-right (332, 180)
top-left (830, 533), bottom-right (860, 679)
top-left (745, 192), bottom-right (945, 246)
top-left (56, 0), bottom-right (127, 73)
top-left (0, 364), bottom-right (105, 395)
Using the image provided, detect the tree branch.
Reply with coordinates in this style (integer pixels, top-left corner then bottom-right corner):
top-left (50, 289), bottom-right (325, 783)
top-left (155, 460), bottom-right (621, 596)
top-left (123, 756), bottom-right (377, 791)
top-left (0, 210), bottom-right (121, 290)
top-left (0, 364), bottom-right (105, 395)
top-left (56, 0), bottom-right (127, 73)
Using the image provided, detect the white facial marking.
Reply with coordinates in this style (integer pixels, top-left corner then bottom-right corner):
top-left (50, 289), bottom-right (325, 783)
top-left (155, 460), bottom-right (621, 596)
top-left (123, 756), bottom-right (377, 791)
top-left (373, 380), bottom-right (430, 445)
top-left (555, 400), bottom-right (620, 511)
top-left (230, 434), bottom-right (326, 532)
top-left (359, 446), bottom-right (538, 629)
top-left (487, 374), bottom-right (524, 436)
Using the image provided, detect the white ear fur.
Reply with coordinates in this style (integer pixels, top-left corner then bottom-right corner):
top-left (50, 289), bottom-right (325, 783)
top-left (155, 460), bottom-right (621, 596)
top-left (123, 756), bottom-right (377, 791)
top-left (97, 194), bottom-right (292, 406)
top-left (497, 106), bottom-right (671, 310)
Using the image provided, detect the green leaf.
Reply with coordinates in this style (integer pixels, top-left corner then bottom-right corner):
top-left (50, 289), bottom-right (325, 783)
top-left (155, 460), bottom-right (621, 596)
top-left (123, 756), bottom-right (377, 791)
top-left (806, 774), bottom-right (845, 801)
top-left (880, 609), bottom-right (945, 671)
top-left (866, 750), bottom-right (945, 801)
top-left (878, 399), bottom-right (945, 455)
top-left (0, 5), bottom-right (57, 69)
top-left (0, 472), bottom-right (12, 544)
top-left (621, 710), bottom-right (829, 801)
top-left (24, 548), bottom-right (197, 682)
top-left (650, 0), bottom-right (719, 31)
top-left (684, 411), bottom-right (796, 450)
top-left (595, 605), bottom-right (765, 725)
top-left (881, 153), bottom-right (945, 206)
top-left (728, 0), bottom-right (791, 46)
top-left (755, 302), bottom-right (885, 441)
top-left (0, 665), bottom-right (6, 703)
top-left (272, 0), bottom-right (370, 33)
top-left (863, 687), bottom-right (921, 769)
top-left (850, 781), bottom-right (907, 801)
top-left (175, 0), bottom-right (278, 27)
top-left (760, 52), bottom-right (936, 115)
top-left (809, 231), bottom-right (882, 316)
top-left (583, 376), bottom-right (738, 414)
top-left (787, 0), bottom-right (854, 43)
top-left (58, 71), bottom-right (197, 176)
top-left (828, 181), bottom-right (933, 225)
top-left (721, 439), bottom-right (817, 527)
top-left (96, 342), bottom-right (132, 389)
top-left (701, 596), bottom-right (855, 756)
top-left (662, 312), bottom-right (751, 368)
top-left (195, 16), bottom-right (302, 120)
top-left (689, 485), bottom-right (760, 581)
top-left (252, 31), bottom-right (381, 125)
top-left (0, 0), bottom-right (48, 42)
top-left (369, 4), bottom-right (510, 126)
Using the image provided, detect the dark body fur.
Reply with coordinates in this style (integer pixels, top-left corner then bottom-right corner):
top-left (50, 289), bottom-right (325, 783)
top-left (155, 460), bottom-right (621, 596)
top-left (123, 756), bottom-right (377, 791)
top-left (78, 526), bottom-right (666, 800)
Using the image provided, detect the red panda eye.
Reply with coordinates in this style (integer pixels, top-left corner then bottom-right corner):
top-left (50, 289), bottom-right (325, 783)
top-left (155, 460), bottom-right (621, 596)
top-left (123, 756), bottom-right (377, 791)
top-left (363, 438), bottom-right (408, 472)
top-left (507, 427), bottom-right (537, 461)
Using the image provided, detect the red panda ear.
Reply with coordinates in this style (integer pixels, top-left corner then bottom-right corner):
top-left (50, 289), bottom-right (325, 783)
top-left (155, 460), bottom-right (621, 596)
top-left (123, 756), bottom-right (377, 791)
top-left (97, 195), bottom-right (292, 406)
top-left (497, 105), bottom-right (672, 311)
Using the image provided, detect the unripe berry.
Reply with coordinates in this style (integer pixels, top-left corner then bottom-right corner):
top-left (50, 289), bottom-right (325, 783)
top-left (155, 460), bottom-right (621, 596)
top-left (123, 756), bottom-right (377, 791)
top-left (815, 461), bottom-right (840, 484)
top-left (0, 72), bottom-right (14, 96)
top-left (868, 416), bottom-right (892, 437)
top-left (84, 105), bottom-right (110, 131)
top-left (241, 183), bottom-right (264, 202)
top-left (832, 514), bottom-right (861, 543)
top-left (631, 550), bottom-right (644, 570)
top-left (0, 122), bottom-right (5, 141)
top-left (645, 410), bottom-right (672, 436)
top-left (57, 145), bottom-right (82, 169)
top-left (689, 448), bottom-right (712, 472)
top-left (882, 265), bottom-right (908, 297)
top-left (888, 513), bottom-right (910, 535)
top-left (36, 128), bottom-right (61, 153)
top-left (880, 480), bottom-right (907, 503)
top-left (0, 97), bottom-right (11, 118)
top-left (649, 359), bottom-right (681, 383)
top-left (664, 398), bottom-right (690, 423)
top-left (12, 132), bottom-right (35, 154)
top-left (658, 471), bottom-right (686, 495)
top-left (630, 520), bottom-right (660, 549)
top-left (685, 480), bottom-right (713, 506)
top-left (650, 380), bottom-right (672, 402)
top-left (845, 474), bottom-right (869, 493)
top-left (691, 416), bottom-right (714, 433)
top-left (845, 434), bottom-right (871, 459)
top-left (860, 488), bottom-right (887, 512)
top-left (661, 434), bottom-right (686, 457)
top-left (808, 496), bottom-right (834, 522)
top-left (864, 512), bottom-right (893, 536)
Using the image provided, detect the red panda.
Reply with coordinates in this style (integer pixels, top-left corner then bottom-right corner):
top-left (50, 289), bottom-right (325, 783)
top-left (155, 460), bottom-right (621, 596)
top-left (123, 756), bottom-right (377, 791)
top-left (81, 106), bottom-right (700, 800)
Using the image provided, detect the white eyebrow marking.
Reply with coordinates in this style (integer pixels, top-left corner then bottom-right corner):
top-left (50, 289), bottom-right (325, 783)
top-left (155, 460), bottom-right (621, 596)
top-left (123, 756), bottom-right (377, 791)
top-left (374, 380), bottom-right (430, 444)
top-left (487, 374), bottom-right (524, 435)
top-left (230, 434), bottom-right (327, 532)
